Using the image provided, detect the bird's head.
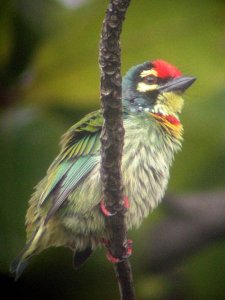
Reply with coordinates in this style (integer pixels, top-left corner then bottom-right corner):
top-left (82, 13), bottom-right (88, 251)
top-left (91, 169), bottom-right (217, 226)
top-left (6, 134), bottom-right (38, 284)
top-left (122, 59), bottom-right (196, 124)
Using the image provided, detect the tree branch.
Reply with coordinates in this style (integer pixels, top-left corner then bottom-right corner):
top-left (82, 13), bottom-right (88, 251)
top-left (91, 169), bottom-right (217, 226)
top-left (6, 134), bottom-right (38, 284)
top-left (99, 0), bottom-right (134, 299)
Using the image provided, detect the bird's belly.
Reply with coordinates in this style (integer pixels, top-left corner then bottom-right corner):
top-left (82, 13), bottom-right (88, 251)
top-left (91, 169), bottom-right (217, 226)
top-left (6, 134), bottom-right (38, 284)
top-left (61, 143), bottom-right (171, 238)
top-left (122, 144), bottom-right (170, 229)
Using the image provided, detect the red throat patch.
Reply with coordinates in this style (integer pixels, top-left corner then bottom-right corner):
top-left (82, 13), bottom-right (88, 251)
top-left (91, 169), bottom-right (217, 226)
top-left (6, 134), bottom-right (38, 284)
top-left (150, 112), bottom-right (183, 139)
top-left (152, 59), bottom-right (182, 79)
top-left (164, 114), bottom-right (180, 125)
top-left (153, 113), bottom-right (181, 126)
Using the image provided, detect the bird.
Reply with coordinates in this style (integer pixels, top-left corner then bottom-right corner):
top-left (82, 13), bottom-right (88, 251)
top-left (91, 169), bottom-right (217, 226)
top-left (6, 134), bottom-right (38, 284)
top-left (11, 59), bottom-right (196, 279)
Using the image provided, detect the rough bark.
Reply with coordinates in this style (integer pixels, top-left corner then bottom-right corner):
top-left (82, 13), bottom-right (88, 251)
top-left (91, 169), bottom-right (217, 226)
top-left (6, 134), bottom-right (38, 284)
top-left (99, 0), bottom-right (134, 299)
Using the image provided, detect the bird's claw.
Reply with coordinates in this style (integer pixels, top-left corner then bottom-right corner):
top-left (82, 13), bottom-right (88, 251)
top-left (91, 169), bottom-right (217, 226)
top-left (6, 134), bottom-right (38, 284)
top-left (105, 239), bottom-right (133, 263)
top-left (100, 200), bottom-right (117, 216)
top-left (100, 196), bottom-right (130, 217)
top-left (123, 196), bottom-right (130, 209)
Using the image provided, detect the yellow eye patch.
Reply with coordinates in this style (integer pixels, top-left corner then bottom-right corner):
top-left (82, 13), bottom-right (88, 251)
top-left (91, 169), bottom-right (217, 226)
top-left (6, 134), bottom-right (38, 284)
top-left (137, 82), bottom-right (158, 92)
top-left (140, 69), bottom-right (158, 78)
top-left (137, 69), bottom-right (158, 92)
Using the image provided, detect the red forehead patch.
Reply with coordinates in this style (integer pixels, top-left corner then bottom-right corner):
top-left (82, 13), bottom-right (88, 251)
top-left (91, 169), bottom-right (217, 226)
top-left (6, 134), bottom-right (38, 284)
top-left (152, 59), bottom-right (182, 79)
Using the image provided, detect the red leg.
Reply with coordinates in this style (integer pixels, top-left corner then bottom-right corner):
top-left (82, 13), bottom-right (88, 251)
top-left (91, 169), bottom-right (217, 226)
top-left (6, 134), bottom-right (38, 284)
top-left (124, 239), bottom-right (133, 257)
top-left (106, 252), bottom-right (121, 263)
top-left (100, 196), bottom-right (130, 217)
top-left (100, 200), bottom-right (116, 217)
top-left (123, 196), bottom-right (130, 209)
top-left (104, 239), bottom-right (133, 263)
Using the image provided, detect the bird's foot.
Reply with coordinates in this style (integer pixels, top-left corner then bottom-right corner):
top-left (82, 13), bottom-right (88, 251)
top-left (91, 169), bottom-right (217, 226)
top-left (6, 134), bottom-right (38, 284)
top-left (102, 239), bottom-right (133, 263)
top-left (99, 200), bottom-right (116, 217)
top-left (123, 196), bottom-right (130, 209)
top-left (100, 196), bottom-right (130, 217)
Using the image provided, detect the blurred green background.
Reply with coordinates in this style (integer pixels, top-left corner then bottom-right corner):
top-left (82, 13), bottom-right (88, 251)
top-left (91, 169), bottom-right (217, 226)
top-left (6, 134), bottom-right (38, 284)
top-left (0, 0), bottom-right (225, 299)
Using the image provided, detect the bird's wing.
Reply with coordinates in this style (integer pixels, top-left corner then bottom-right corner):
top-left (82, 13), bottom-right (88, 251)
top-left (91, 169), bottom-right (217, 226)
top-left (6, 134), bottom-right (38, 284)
top-left (39, 110), bottom-right (103, 222)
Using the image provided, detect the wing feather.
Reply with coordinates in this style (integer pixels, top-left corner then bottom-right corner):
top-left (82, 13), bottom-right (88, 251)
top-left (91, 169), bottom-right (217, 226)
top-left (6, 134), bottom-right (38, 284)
top-left (39, 110), bottom-right (103, 222)
top-left (44, 156), bottom-right (99, 223)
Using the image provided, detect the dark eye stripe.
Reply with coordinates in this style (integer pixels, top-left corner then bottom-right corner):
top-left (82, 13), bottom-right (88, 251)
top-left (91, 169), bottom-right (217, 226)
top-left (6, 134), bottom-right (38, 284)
top-left (143, 75), bottom-right (157, 84)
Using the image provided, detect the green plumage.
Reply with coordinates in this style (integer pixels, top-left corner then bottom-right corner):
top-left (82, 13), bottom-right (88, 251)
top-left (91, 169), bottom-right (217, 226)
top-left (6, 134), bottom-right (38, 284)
top-left (11, 60), bottom-right (195, 279)
top-left (40, 110), bottom-right (103, 218)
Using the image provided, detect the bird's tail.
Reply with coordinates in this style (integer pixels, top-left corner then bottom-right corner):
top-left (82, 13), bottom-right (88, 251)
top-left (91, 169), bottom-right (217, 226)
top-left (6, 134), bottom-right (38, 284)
top-left (10, 223), bottom-right (46, 280)
top-left (10, 247), bottom-right (30, 281)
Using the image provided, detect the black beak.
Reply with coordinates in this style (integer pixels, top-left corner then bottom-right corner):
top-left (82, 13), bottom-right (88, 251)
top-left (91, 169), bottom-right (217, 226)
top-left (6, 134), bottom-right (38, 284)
top-left (159, 76), bottom-right (196, 93)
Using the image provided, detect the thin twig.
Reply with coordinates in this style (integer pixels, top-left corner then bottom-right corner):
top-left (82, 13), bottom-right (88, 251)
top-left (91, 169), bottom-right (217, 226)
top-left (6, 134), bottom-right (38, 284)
top-left (99, 0), bottom-right (135, 299)
top-left (114, 262), bottom-right (135, 300)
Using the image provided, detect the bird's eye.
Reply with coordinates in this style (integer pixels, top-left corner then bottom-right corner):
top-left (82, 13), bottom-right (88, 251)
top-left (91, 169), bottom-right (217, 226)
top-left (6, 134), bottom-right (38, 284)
top-left (143, 75), bottom-right (157, 84)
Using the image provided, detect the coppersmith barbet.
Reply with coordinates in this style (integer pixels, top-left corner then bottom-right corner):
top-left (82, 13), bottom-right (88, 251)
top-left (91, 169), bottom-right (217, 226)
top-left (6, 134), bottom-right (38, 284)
top-left (11, 59), bottom-right (196, 279)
